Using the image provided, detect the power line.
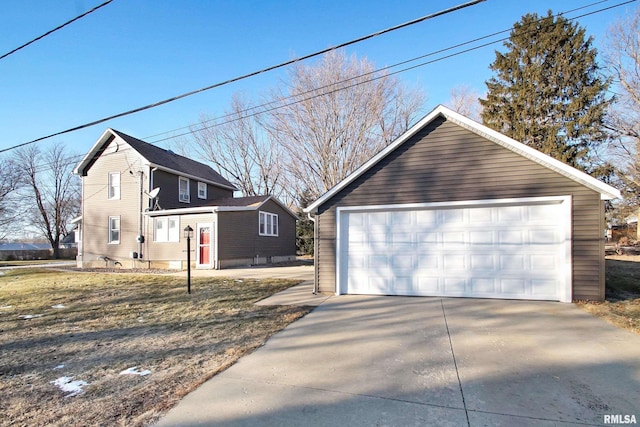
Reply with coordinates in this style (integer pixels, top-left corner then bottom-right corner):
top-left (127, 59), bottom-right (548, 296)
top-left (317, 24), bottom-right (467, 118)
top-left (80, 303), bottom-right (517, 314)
top-left (7, 0), bottom-right (630, 178)
top-left (7, 0), bottom-right (632, 172)
top-left (148, 0), bottom-right (633, 144)
top-left (0, 0), bottom-right (114, 61)
top-left (0, 0), bottom-right (484, 155)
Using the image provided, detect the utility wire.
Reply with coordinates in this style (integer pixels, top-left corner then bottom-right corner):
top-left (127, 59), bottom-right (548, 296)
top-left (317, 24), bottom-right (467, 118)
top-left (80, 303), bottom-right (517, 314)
top-left (0, 0), bottom-right (484, 155)
top-left (7, 0), bottom-right (631, 171)
top-left (148, 0), bottom-right (633, 143)
top-left (0, 0), bottom-right (114, 61)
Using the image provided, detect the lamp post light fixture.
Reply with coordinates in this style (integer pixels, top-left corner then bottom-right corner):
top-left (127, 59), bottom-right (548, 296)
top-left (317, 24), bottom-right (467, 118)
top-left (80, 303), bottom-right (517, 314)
top-left (184, 225), bottom-right (194, 294)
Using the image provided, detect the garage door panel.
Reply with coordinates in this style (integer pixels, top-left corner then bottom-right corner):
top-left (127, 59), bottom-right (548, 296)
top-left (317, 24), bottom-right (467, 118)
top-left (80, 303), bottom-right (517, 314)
top-left (340, 199), bottom-right (570, 301)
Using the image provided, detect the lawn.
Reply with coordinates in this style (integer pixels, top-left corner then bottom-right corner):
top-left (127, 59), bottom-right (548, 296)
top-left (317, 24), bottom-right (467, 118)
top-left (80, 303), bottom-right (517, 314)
top-left (0, 269), bottom-right (311, 427)
top-left (576, 256), bottom-right (640, 334)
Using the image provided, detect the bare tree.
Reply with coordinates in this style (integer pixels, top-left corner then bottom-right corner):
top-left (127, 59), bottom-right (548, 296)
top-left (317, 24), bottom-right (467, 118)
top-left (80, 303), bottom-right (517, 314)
top-left (0, 156), bottom-right (21, 239)
top-left (190, 94), bottom-right (285, 198)
top-left (267, 50), bottom-right (425, 200)
top-left (446, 84), bottom-right (482, 121)
top-left (14, 144), bottom-right (80, 258)
top-left (603, 7), bottom-right (640, 232)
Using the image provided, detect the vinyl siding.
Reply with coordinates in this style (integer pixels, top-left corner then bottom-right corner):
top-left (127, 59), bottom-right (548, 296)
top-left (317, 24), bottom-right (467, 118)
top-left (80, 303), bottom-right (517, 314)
top-left (145, 213), bottom-right (216, 266)
top-left (316, 117), bottom-right (605, 300)
top-left (152, 170), bottom-right (233, 210)
top-left (81, 138), bottom-right (151, 266)
top-left (218, 200), bottom-right (296, 260)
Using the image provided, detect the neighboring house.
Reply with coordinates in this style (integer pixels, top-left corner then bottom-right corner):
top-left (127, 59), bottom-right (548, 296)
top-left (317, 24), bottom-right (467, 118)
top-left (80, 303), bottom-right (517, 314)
top-left (60, 231), bottom-right (77, 249)
top-left (73, 128), bottom-right (296, 269)
top-left (0, 242), bottom-right (52, 261)
top-left (304, 105), bottom-right (621, 302)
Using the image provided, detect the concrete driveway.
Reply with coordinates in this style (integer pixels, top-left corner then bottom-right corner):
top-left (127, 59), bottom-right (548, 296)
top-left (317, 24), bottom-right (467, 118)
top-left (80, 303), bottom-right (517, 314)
top-left (155, 296), bottom-right (640, 426)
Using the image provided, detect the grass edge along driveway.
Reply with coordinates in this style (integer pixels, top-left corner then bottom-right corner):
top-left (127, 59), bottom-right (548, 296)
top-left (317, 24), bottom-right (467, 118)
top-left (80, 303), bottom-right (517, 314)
top-left (0, 269), bottom-right (312, 427)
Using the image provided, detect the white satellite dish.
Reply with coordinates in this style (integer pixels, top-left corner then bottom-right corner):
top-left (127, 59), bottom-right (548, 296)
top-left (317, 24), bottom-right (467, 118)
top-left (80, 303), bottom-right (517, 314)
top-left (148, 187), bottom-right (160, 199)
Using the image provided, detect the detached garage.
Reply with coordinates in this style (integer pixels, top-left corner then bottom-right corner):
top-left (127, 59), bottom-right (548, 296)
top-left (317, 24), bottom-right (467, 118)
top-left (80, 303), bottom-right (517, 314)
top-left (304, 105), bottom-right (620, 302)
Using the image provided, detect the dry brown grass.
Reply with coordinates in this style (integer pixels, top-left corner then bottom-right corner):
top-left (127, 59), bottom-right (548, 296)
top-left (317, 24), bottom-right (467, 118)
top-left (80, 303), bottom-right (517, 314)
top-left (575, 257), bottom-right (640, 334)
top-left (0, 269), bottom-right (311, 427)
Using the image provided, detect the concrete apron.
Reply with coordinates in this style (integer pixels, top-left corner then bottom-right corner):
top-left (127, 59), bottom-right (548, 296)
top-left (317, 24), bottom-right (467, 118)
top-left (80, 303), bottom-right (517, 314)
top-left (155, 296), bottom-right (640, 427)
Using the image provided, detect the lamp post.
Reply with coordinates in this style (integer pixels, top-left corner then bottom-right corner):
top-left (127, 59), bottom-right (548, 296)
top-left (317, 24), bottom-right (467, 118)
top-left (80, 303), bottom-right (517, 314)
top-left (184, 225), bottom-right (193, 294)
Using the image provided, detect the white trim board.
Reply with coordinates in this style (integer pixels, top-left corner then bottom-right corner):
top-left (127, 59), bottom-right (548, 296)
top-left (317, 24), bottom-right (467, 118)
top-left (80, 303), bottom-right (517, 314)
top-left (305, 105), bottom-right (620, 213)
top-left (335, 196), bottom-right (573, 303)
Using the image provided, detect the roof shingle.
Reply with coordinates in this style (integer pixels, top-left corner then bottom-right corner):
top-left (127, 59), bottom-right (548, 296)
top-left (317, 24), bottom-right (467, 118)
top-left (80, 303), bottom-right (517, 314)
top-left (111, 129), bottom-right (236, 190)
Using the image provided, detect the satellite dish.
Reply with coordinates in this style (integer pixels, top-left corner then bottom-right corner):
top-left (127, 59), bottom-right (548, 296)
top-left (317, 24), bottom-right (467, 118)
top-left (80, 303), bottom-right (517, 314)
top-left (148, 187), bottom-right (160, 199)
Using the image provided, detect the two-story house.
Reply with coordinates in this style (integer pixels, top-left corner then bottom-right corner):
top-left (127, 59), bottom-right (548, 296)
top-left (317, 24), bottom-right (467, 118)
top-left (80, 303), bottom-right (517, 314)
top-left (73, 128), bottom-right (297, 269)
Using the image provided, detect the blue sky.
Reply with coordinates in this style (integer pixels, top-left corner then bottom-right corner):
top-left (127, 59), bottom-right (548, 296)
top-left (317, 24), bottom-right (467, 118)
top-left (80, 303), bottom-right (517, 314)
top-left (0, 0), bottom-right (636, 158)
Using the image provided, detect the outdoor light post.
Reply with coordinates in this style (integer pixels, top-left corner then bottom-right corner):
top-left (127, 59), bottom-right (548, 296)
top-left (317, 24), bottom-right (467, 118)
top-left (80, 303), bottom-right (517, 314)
top-left (184, 225), bottom-right (193, 294)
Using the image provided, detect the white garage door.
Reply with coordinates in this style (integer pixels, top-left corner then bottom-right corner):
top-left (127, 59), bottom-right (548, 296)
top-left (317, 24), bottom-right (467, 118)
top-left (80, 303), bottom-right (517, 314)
top-left (337, 197), bottom-right (572, 302)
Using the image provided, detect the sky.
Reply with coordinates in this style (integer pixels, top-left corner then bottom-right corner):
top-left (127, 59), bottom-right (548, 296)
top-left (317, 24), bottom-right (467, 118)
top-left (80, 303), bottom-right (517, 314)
top-left (0, 0), bottom-right (637, 161)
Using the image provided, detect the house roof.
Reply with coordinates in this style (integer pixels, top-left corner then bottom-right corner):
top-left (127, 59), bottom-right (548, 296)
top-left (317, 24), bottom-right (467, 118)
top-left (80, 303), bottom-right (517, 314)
top-left (73, 128), bottom-right (237, 191)
top-left (144, 195), bottom-right (298, 219)
top-left (0, 242), bottom-right (52, 251)
top-left (304, 104), bottom-right (621, 213)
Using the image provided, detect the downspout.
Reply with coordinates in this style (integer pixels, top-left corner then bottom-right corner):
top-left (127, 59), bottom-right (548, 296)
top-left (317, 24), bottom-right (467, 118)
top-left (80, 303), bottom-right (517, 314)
top-left (307, 211), bottom-right (318, 295)
top-left (138, 170), bottom-right (144, 263)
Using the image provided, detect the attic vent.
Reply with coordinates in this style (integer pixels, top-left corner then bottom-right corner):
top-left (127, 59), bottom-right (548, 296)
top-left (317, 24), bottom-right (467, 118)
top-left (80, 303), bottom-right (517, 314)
top-left (166, 149), bottom-right (175, 155)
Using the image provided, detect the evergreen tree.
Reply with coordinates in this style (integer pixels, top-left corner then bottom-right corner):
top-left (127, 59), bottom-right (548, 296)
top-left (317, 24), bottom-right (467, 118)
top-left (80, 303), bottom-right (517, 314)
top-left (480, 11), bottom-right (610, 171)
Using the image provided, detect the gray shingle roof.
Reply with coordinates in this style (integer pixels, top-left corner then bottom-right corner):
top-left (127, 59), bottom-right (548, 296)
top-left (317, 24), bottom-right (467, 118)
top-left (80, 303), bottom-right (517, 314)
top-left (111, 129), bottom-right (236, 190)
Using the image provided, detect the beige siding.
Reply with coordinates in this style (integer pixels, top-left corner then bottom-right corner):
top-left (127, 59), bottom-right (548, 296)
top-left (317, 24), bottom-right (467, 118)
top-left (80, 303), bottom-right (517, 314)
top-left (81, 138), bottom-right (152, 267)
top-left (145, 213), bottom-right (216, 268)
top-left (316, 117), bottom-right (605, 300)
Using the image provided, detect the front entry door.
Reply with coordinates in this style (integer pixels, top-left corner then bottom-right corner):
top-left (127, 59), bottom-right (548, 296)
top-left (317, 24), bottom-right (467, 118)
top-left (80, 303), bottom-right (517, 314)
top-left (196, 223), bottom-right (214, 269)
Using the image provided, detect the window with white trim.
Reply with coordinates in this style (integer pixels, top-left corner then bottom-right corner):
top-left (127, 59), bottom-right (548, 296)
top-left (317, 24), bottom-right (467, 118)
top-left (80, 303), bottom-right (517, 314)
top-left (198, 182), bottom-right (207, 199)
top-left (179, 177), bottom-right (190, 203)
top-left (259, 211), bottom-right (278, 236)
top-left (153, 216), bottom-right (179, 242)
top-left (108, 172), bottom-right (120, 200)
top-left (108, 216), bottom-right (120, 244)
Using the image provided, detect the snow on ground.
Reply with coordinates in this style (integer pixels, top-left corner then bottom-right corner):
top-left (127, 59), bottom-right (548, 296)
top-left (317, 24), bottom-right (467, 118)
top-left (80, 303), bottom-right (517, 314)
top-left (51, 304), bottom-right (65, 309)
top-left (120, 367), bottom-right (151, 376)
top-left (20, 314), bottom-right (43, 319)
top-left (50, 376), bottom-right (88, 397)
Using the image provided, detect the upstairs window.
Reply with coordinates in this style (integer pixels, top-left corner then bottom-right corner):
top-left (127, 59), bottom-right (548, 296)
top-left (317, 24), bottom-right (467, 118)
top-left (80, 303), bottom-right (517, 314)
top-left (259, 211), bottom-right (279, 236)
top-left (198, 182), bottom-right (207, 199)
top-left (108, 216), bottom-right (120, 244)
top-left (179, 177), bottom-right (190, 203)
top-left (108, 172), bottom-right (120, 200)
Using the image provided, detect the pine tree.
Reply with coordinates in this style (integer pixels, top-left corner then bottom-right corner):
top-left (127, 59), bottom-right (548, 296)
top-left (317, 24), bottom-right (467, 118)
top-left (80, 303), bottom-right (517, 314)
top-left (480, 11), bottom-right (610, 171)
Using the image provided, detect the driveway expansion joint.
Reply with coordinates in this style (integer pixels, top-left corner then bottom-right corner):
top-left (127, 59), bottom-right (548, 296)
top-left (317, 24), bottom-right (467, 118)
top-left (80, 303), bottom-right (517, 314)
top-left (440, 298), bottom-right (470, 427)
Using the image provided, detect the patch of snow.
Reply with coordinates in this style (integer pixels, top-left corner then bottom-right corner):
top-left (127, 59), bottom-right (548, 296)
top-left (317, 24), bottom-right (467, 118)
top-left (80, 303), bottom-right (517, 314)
top-left (0, 271), bottom-right (4, 276)
top-left (0, 305), bottom-right (12, 309)
top-left (54, 364), bottom-right (65, 370)
top-left (51, 304), bottom-right (65, 309)
top-left (20, 314), bottom-right (43, 319)
top-left (119, 366), bottom-right (151, 376)
top-left (234, 279), bottom-right (244, 283)
top-left (51, 376), bottom-right (88, 397)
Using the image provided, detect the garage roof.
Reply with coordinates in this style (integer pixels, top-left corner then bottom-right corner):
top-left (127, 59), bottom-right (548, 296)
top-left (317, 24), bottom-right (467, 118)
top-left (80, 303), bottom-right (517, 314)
top-left (305, 105), bottom-right (621, 213)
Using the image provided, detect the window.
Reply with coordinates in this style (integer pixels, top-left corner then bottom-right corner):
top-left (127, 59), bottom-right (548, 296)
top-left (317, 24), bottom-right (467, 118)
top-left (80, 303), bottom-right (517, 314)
top-left (108, 172), bottom-right (120, 200)
top-left (153, 216), bottom-right (179, 242)
top-left (259, 211), bottom-right (278, 236)
top-left (179, 177), bottom-right (190, 203)
top-left (108, 216), bottom-right (120, 244)
top-left (198, 182), bottom-right (207, 199)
